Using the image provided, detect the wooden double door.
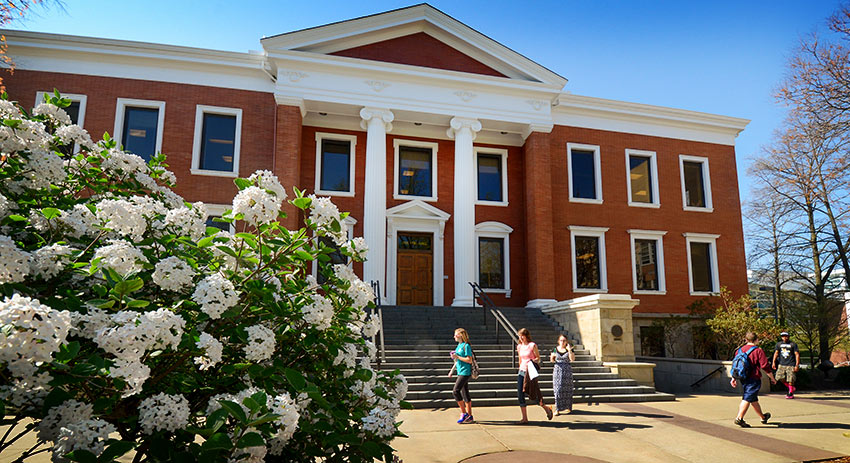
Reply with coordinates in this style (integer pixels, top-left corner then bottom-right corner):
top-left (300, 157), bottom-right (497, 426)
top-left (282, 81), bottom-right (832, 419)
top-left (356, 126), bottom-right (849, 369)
top-left (396, 232), bottom-right (433, 305)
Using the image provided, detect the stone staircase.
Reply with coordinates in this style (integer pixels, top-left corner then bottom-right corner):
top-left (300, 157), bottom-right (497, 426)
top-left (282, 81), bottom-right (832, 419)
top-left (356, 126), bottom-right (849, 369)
top-left (379, 305), bottom-right (675, 408)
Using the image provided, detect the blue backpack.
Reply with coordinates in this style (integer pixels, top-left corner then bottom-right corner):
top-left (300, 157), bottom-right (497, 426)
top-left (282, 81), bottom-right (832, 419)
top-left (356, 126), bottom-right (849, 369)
top-left (731, 345), bottom-right (757, 380)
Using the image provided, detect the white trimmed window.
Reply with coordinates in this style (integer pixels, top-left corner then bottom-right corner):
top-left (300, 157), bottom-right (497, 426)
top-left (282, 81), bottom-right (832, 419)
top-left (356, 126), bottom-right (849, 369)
top-left (312, 216), bottom-right (357, 281)
top-left (679, 155), bottom-right (713, 212)
top-left (628, 229), bottom-right (667, 294)
top-left (474, 147), bottom-right (508, 206)
top-left (37, 91), bottom-right (87, 155)
top-left (191, 105), bottom-right (242, 177)
top-left (394, 139), bottom-right (438, 202)
top-left (626, 149), bottom-right (659, 208)
top-left (475, 221), bottom-right (512, 296)
top-left (114, 98), bottom-right (166, 162)
top-left (567, 143), bottom-right (602, 204)
top-left (315, 132), bottom-right (357, 197)
top-left (684, 233), bottom-right (720, 295)
top-left (569, 225), bottom-right (608, 292)
top-left (204, 204), bottom-right (235, 234)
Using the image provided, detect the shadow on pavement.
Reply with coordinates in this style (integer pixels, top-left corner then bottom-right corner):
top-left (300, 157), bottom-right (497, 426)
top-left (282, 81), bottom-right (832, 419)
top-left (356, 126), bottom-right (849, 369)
top-left (566, 409), bottom-right (672, 419)
top-left (473, 420), bottom-right (653, 432)
top-left (773, 422), bottom-right (850, 430)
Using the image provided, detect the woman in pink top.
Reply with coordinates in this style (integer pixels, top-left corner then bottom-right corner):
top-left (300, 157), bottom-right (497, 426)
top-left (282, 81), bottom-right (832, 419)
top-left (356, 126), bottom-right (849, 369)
top-left (516, 328), bottom-right (553, 423)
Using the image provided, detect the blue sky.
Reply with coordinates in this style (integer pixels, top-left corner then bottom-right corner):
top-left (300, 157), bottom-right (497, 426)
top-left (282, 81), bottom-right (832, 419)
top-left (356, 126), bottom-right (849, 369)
top-left (11, 0), bottom-right (842, 202)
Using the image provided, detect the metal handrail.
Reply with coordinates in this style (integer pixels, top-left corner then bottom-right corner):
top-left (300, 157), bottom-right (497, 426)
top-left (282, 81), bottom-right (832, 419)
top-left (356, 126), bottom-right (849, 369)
top-left (370, 280), bottom-right (386, 367)
top-left (470, 282), bottom-right (519, 368)
top-left (690, 365), bottom-right (724, 389)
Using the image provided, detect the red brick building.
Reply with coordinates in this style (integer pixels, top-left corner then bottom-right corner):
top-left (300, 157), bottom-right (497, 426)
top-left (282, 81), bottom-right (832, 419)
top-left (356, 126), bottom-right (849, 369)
top-left (2, 5), bottom-right (749, 332)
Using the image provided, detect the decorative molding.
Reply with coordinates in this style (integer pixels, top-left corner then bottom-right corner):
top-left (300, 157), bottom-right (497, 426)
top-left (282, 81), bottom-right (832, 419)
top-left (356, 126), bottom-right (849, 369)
top-left (454, 90), bottom-right (477, 102)
top-left (359, 107), bottom-right (394, 132)
top-left (365, 80), bottom-right (390, 92)
top-left (282, 70), bottom-right (308, 82)
top-left (527, 99), bottom-right (548, 111)
top-left (446, 116), bottom-right (482, 140)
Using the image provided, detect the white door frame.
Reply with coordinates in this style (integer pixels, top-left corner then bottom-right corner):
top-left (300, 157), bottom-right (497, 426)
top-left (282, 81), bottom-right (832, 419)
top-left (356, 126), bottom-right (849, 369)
top-left (385, 200), bottom-right (450, 306)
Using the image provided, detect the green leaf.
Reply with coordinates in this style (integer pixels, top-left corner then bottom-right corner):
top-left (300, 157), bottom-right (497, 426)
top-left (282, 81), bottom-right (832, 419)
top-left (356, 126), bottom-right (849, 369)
top-left (247, 413), bottom-right (280, 427)
top-left (98, 440), bottom-right (134, 462)
top-left (284, 368), bottom-right (307, 391)
top-left (6, 214), bottom-right (26, 222)
top-left (198, 236), bottom-right (215, 248)
top-left (218, 400), bottom-right (247, 424)
top-left (242, 396), bottom-right (261, 413)
top-left (236, 432), bottom-right (265, 449)
top-left (234, 178), bottom-right (252, 190)
top-left (202, 432), bottom-right (233, 451)
top-left (64, 449), bottom-right (98, 463)
top-left (207, 408), bottom-right (229, 434)
top-left (56, 341), bottom-right (81, 363)
top-left (41, 207), bottom-right (61, 220)
top-left (294, 250), bottom-right (313, 261)
top-left (361, 441), bottom-right (383, 458)
top-left (292, 197), bottom-right (312, 209)
top-left (250, 391), bottom-right (267, 408)
top-left (125, 299), bottom-right (150, 308)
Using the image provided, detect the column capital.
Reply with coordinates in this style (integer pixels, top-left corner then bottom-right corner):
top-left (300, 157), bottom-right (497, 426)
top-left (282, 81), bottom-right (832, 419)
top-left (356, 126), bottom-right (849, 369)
top-left (274, 94), bottom-right (306, 117)
top-left (360, 107), bottom-right (394, 132)
top-left (447, 117), bottom-right (482, 140)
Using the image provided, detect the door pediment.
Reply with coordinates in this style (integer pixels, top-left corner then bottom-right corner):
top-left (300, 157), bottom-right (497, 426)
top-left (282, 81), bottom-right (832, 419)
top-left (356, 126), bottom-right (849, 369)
top-left (386, 199), bottom-right (450, 223)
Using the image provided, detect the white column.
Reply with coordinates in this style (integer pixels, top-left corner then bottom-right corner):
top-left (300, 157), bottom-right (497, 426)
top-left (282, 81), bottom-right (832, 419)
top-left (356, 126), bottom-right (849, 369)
top-left (360, 107), bottom-right (394, 296)
top-left (448, 117), bottom-right (482, 306)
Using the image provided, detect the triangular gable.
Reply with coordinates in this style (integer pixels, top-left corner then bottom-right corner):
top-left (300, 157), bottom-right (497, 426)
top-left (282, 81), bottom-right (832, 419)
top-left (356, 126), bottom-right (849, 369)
top-left (386, 200), bottom-right (450, 222)
top-left (331, 32), bottom-right (507, 78)
top-left (262, 4), bottom-right (566, 87)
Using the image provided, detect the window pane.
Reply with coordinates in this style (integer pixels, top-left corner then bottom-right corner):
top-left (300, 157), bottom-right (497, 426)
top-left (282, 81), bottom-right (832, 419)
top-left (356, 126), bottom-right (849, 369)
top-left (640, 326), bottom-right (665, 357)
top-left (629, 155), bottom-right (653, 203)
top-left (205, 216), bottom-right (230, 232)
top-left (683, 161), bottom-right (706, 207)
top-left (122, 107), bottom-right (159, 162)
top-left (398, 146), bottom-right (432, 197)
top-left (479, 237), bottom-right (504, 289)
top-left (571, 149), bottom-right (597, 199)
top-left (200, 113), bottom-right (237, 172)
top-left (477, 154), bottom-right (503, 202)
top-left (398, 234), bottom-right (432, 251)
top-left (58, 101), bottom-right (81, 157)
top-left (690, 242), bottom-right (713, 292)
top-left (320, 139), bottom-right (351, 192)
top-left (634, 239), bottom-right (659, 291)
top-left (575, 236), bottom-right (600, 289)
top-left (318, 236), bottom-right (348, 284)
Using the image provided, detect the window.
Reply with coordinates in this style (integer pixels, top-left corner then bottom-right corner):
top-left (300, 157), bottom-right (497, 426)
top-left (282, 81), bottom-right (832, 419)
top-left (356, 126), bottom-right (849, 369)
top-left (640, 325), bottom-right (665, 357)
top-left (475, 222), bottom-right (512, 295)
top-left (315, 133), bottom-right (357, 196)
top-left (628, 230), bottom-right (667, 294)
top-left (204, 204), bottom-right (235, 234)
top-left (394, 140), bottom-right (438, 201)
top-left (474, 147), bottom-right (508, 206)
top-left (37, 92), bottom-right (87, 156)
top-left (684, 233), bottom-right (720, 295)
top-left (569, 226), bottom-right (608, 292)
top-left (114, 98), bottom-right (165, 162)
top-left (626, 149), bottom-right (659, 207)
top-left (679, 155), bottom-right (713, 212)
top-left (567, 143), bottom-right (602, 203)
top-left (191, 105), bottom-right (242, 177)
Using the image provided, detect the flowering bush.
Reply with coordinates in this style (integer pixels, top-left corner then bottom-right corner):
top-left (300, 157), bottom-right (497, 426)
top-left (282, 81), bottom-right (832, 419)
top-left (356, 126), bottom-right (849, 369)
top-left (0, 91), bottom-right (407, 462)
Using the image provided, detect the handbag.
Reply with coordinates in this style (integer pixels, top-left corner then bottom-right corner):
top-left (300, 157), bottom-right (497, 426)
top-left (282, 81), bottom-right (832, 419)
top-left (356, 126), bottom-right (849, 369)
top-left (470, 347), bottom-right (480, 380)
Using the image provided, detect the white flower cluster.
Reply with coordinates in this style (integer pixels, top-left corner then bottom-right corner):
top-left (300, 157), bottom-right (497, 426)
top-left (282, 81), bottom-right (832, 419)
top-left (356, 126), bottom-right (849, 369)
top-left (54, 418), bottom-right (117, 460)
top-left (0, 235), bottom-right (31, 283)
top-left (163, 202), bottom-right (207, 240)
top-left (194, 332), bottom-right (223, 370)
top-left (192, 273), bottom-right (239, 319)
top-left (101, 148), bottom-right (147, 178)
top-left (333, 343), bottom-right (358, 376)
top-left (138, 392), bottom-right (190, 434)
top-left (0, 294), bottom-right (71, 379)
top-left (232, 186), bottom-right (281, 226)
top-left (244, 324), bottom-right (275, 362)
top-left (334, 263), bottom-right (374, 311)
top-left (361, 407), bottom-right (397, 438)
top-left (58, 204), bottom-right (97, 238)
top-left (55, 124), bottom-right (96, 151)
top-left (362, 314), bottom-right (382, 338)
top-left (344, 237), bottom-right (369, 259)
top-left (308, 195), bottom-right (347, 245)
top-left (32, 243), bottom-right (74, 279)
top-left (69, 306), bottom-right (112, 339)
top-left (33, 103), bottom-right (72, 126)
top-left (93, 239), bottom-right (148, 276)
top-left (301, 294), bottom-right (334, 330)
top-left (248, 170), bottom-right (287, 200)
top-left (15, 149), bottom-right (66, 192)
top-left (94, 309), bottom-right (185, 395)
top-left (268, 392), bottom-right (300, 455)
top-left (38, 399), bottom-right (94, 442)
top-left (96, 198), bottom-right (148, 240)
top-left (0, 192), bottom-right (11, 219)
top-left (152, 256), bottom-right (196, 293)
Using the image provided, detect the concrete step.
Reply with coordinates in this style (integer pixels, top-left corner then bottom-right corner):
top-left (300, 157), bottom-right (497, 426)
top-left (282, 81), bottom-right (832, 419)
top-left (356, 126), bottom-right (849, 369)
top-left (404, 385), bottom-right (664, 401)
top-left (404, 392), bottom-right (676, 408)
top-left (401, 372), bottom-right (622, 382)
top-left (405, 379), bottom-right (640, 390)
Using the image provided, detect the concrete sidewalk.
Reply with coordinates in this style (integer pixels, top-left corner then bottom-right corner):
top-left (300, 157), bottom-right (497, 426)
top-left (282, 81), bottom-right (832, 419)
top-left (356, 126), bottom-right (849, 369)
top-left (393, 392), bottom-right (850, 463)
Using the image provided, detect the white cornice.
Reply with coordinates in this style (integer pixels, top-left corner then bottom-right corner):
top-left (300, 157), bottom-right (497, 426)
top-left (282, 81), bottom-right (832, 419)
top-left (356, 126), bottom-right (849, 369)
top-left (261, 4), bottom-right (567, 87)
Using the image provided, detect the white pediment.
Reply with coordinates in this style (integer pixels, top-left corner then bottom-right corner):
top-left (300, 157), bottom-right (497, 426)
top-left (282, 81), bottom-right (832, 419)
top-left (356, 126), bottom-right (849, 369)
top-left (386, 199), bottom-right (450, 222)
top-left (261, 4), bottom-right (566, 87)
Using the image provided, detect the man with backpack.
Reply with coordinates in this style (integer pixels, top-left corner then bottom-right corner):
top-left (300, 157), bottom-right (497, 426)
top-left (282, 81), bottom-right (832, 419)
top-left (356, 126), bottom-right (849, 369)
top-left (730, 332), bottom-right (777, 428)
